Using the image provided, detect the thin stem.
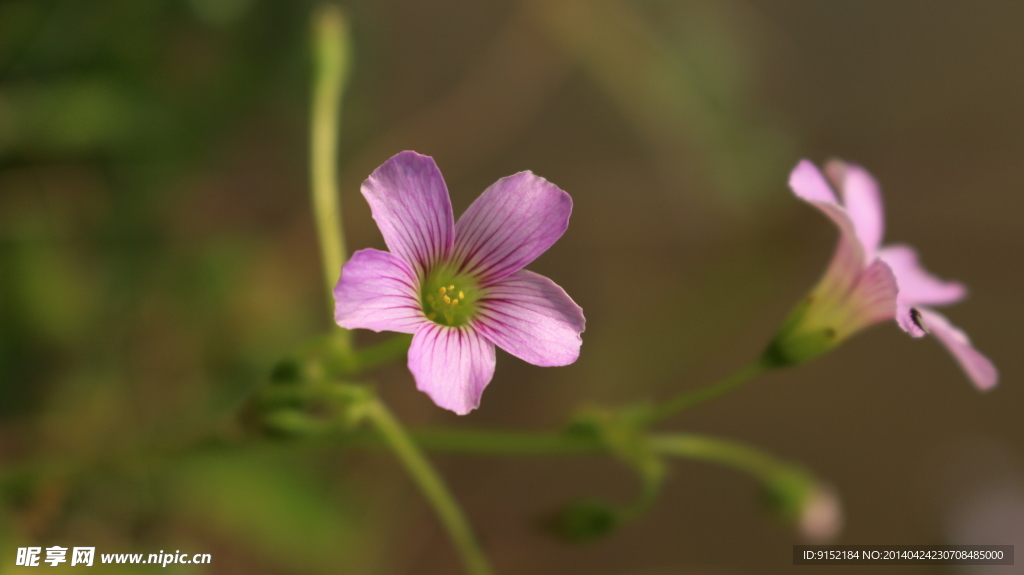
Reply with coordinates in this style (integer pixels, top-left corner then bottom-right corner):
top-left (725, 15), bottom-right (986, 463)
top-left (645, 357), bottom-right (770, 424)
top-left (649, 432), bottom-right (818, 519)
top-left (616, 463), bottom-right (664, 522)
top-left (412, 428), bottom-right (602, 455)
top-left (649, 433), bottom-right (800, 484)
top-left (310, 4), bottom-right (353, 352)
top-left (363, 399), bottom-right (495, 575)
top-left (356, 428), bottom-right (813, 514)
top-left (0, 429), bottom-right (801, 486)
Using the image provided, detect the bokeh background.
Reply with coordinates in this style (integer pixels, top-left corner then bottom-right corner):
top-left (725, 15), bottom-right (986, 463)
top-left (1, 0), bottom-right (1021, 573)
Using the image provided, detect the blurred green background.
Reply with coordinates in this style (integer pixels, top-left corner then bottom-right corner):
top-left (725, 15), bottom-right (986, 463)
top-left (1, 0), bottom-right (1021, 573)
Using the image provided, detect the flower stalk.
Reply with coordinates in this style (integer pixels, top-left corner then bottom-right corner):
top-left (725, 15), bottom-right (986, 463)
top-left (649, 433), bottom-right (835, 535)
top-left (645, 358), bottom-right (770, 425)
top-left (361, 426), bottom-right (829, 536)
top-left (361, 397), bottom-right (495, 575)
top-left (310, 4), bottom-right (354, 353)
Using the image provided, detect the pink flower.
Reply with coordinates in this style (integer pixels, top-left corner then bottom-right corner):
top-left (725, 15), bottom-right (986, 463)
top-left (333, 151), bottom-right (585, 414)
top-left (773, 159), bottom-right (997, 390)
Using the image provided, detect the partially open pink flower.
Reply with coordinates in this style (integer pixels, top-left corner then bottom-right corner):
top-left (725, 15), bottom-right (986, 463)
top-left (772, 159), bottom-right (998, 390)
top-left (765, 160), bottom-right (899, 366)
top-left (334, 151), bottom-right (585, 414)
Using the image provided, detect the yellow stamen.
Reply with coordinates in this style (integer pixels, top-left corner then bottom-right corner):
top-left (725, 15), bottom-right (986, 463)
top-left (439, 287), bottom-right (446, 295)
top-left (448, 284), bottom-right (455, 290)
top-left (443, 295), bottom-right (451, 304)
top-left (452, 299), bottom-right (459, 306)
top-left (458, 291), bottom-right (465, 299)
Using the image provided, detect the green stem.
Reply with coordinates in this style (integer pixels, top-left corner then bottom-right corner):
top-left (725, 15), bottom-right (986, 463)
top-left (649, 432), bottom-right (818, 518)
top-left (409, 428), bottom-right (801, 489)
top-left (363, 400), bottom-right (495, 575)
top-left (645, 358), bottom-right (770, 424)
top-left (0, 429), bottom-right (801, 487)
top-left (649, 434), bottom-right (798, 483)
top-left (310, 4), bottom-right (354, 353)
top-left (616, 464), bottom-right (663, 522)
top-left (0, 425), bottom-right (818, 531)
top-left (412, 428), bottom-right (602, 455)
top-left (369, 428), bottom-right (813, 520)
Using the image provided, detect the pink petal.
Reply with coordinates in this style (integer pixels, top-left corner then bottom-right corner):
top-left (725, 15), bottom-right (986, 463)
top-left (789, 159), bottom-right (838, 205)
top-left (827, 161), bottom-right (885, 259)
top-left (334, 249), bottom-right (427, 334)
top-left (794, 198), bottom-right (867, 307)
top-left (451, 171), bottom-right (572, 282)
top-left (361, 151), bottom-right (455, 275)
top-left (789, 161), bottom-right (867, 283)
top-left (812, 217), bottom-right (865, 305)
top-left (841, 258), bottom-right (899, 335)
top-left (877, 244), bottom-right (966, 306)
top-left (473, 270), bottom-right (585, 367)
top-left (916, 307), bottom-right (999, 391)
top-left (408, 323), bottom-right (496, 415)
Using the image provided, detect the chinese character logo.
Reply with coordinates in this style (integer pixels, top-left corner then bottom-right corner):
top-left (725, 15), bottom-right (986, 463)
top-left (15, 547), bottom-right (41, 566)
top-left (72, 547), bottom-right (96, 566)
top-left (44, 546), bottom-right (68, 567)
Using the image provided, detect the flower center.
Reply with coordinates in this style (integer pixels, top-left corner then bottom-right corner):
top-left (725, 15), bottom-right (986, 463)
top-left (421, 269), bottom-right (480, 327)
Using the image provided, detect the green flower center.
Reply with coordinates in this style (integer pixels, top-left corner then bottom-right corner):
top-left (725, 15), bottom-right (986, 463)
top-left (421, 268), bottom-right (481, 327)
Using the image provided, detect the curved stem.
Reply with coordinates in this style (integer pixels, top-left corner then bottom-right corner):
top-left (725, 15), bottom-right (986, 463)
top-left (649, 432), bottom-right (819, 520)
top-left (363, 399), bottom-right (495, 575)
top-left (310, 4), bottom-right (354, 354)
top-left (649, 433), bottom-right (802, 484)
top-left (411, 428), bottom-right (601, 455)
top-left (645, 358), bottom-right (770, 424)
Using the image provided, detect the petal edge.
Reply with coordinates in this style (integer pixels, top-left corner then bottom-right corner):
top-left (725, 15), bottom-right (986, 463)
top-left (474, 270), bottom-right (585, 367)
top-left (917, 308), bottom-right (998, 391)
top-left (452, 171), bottom-right (572, 282)
top-left (827, 161), bottom-right (885, 259)
top-left (361, 151), bottom-right (455, 275)
top-left (408, 324), bottom-right (497, 415)
top-left (878, 244), bottom-right (966, 308)
top-left (334, 248), bottom-right (426, 334)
